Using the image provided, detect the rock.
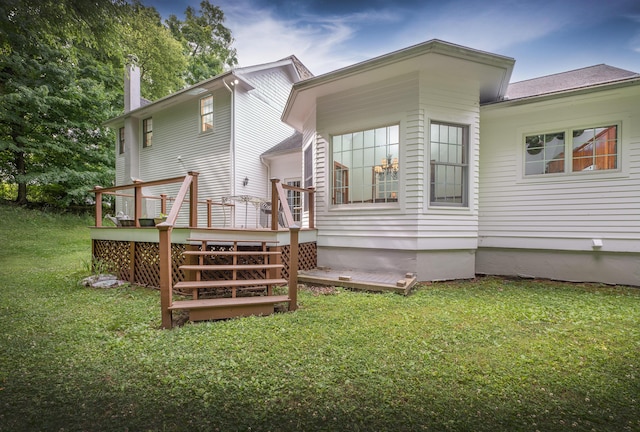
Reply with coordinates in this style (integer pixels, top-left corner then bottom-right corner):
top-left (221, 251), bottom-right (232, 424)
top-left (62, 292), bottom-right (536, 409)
top-left (80, 274), bottom-right (126, 288)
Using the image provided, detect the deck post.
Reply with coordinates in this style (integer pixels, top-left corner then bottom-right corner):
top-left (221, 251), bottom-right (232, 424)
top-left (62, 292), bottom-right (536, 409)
top-left (288, 225), bottom-right (300, 311)
top-left (270, 178), bottom-right (280, 231)
top-left (94, 187), bottom-right (103, 227)
top-left (133, 179), bottom-right (143, 227)
top-left (160, 194), bottom-right (167, 215)
top-left (307, 186), bottom-right (315, 229)
top-left (158, 224), bottom-right (173, 329)
top-left (188, 171), bottom-right (199, 228)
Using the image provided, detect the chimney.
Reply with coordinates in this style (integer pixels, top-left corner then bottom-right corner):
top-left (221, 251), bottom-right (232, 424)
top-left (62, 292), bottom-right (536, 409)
top-left (124, 55), bottom-right (141, 113)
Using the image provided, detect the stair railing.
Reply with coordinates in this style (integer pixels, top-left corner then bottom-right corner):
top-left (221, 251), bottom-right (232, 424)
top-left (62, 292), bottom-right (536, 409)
top-left (156, 172), bottom-right (198, 329)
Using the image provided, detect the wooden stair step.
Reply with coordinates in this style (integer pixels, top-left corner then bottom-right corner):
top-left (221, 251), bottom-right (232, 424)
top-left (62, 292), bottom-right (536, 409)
top-left (182, 250), bottom-right (282, 256)
top-left (174, 278), bottom-right (287, 291)
top-left (169, 295), bottom-right (291, 311)
top-left (179, 264), bottom-right (284, 271)
top-left (187, 238), bottom-right (280, 244)
top-left (169, 295), bottom-right (291, 321)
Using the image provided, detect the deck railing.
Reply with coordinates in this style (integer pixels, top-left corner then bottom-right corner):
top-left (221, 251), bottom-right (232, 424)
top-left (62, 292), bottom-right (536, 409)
top-left (92, 173), bottom-right (312, 328)
top-left (91, 172), bottom-right (236, 228)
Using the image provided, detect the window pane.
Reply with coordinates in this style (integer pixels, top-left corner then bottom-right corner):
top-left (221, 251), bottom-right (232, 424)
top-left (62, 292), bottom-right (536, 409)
top-left (572, 125), bottom-right (617, 171)
top-left (430, 122), bottom-right (468, 206)
top-left (524, 132), bottom-right (564, 175)
top-left (332, 125), bottom-right (400, 205)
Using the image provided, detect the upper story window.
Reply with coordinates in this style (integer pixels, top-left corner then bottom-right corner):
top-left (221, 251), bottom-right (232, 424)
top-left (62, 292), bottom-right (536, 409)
top-left (142, 118), bottom-right (153, 148)
top-left (118, 127), bottom-right (125, 154)
top-left (200, 95), bottom-right (214, 132)
top-left (429, 122), bottom-right (468, 206)
top-left (525, 124), bottom-right (618, 176)
top-left (331, 124), bottom-right (399, 205)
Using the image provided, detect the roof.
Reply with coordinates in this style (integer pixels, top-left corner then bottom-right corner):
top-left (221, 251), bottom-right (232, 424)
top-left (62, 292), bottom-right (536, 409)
top-left (261, 131), bottom-right (303, 157)
top-left (283, 39), bottom-right (515, 131)
top-left (105, 56), bottom-right (311, 127)
top-left (505, 64), bottom-right (640, 100)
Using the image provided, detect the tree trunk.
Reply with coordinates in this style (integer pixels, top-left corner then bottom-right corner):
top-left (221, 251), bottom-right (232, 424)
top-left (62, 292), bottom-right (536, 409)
top-left (15, 150), bottom-right (28, 205)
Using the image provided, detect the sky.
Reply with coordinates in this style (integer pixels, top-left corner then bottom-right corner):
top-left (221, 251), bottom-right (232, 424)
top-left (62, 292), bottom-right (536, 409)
top-left (146, 0), bottom-right (640, 83)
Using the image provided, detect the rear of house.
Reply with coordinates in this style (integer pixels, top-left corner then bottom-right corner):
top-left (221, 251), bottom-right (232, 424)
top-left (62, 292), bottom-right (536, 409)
top-left (478, 66), bottom-right (640, 286)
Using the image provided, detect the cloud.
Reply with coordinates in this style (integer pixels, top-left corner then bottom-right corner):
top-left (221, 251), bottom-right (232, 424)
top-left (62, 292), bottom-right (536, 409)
top-left (220, 0), bottom-right (402, 74)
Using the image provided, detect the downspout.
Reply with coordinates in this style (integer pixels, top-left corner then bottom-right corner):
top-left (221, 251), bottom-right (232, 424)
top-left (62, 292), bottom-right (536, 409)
top-left (260, 154), bottom-right (271, 198)
top-left (222, 77), bottom-right (238, 199)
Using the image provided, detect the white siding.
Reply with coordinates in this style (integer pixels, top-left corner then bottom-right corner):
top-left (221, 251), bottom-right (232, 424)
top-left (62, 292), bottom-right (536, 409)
top-left (134, 88), bottom-right (232, 226)
top-left (314, 71), bottom-right (481, 253)
top-left (479, 84), bottom-right (640, 253)
top-left (234, 67), bottom-right (298, 225)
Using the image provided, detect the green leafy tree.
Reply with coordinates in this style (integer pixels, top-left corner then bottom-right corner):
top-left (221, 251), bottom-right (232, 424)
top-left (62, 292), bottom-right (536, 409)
top-left (118, 1), bottom-right (187, 100)
top-left (0, 0), bottom-right (121, 206)
top-left (166, 0), bottom-right (238, 85)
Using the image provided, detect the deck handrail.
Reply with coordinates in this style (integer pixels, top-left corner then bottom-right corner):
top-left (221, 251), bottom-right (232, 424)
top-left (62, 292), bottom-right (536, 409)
top-left (270, 178), bottom-right (315, 230)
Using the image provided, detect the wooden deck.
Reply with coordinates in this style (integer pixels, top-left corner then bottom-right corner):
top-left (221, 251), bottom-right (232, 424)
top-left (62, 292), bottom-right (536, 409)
top-left (298, 267), bottom-right (417, 295)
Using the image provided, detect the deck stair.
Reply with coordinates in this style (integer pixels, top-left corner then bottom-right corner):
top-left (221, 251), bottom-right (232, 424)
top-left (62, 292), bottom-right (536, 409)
top-left (170, 238), bottom-right (290, 321)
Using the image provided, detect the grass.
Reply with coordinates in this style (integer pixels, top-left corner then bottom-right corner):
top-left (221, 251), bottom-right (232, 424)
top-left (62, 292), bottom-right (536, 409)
top-left (0, 203), bottom-right (639, 432)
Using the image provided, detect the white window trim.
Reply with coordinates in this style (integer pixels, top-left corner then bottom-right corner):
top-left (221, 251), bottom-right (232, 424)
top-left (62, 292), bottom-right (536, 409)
top-left (200, 95), bottom-right (214, 134)
top-left (427, 120), bottom-right (470, 208)
top-left (519, 121), bottom-right (623, 182)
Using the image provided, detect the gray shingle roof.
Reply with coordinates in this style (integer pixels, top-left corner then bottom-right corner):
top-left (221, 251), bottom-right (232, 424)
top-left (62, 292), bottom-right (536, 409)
top-left (262, 131), bottom-right (303, 156)
top-left (505, 64), bottom-right (639, 100)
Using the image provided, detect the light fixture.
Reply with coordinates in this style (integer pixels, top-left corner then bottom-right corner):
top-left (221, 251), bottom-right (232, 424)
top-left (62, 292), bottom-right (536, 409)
top-left (374, 154), bottom-right (399, 180)
top-left (243, 176), bottom-right (249, 187)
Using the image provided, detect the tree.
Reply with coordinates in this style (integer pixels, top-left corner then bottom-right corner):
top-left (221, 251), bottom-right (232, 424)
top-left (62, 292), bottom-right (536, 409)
top-left (166, 0), bottom-right (238, 85)
top-left (118, 1), bottom-right (187, 101)
top-left (0, 0), bottom-right (121, 206)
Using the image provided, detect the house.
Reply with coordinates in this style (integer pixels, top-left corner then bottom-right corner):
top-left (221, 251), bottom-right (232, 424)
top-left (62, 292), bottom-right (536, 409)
top-left (102, 39), bottom-right (640, 288)
top-left (104, 56), bottom-right (312, 227)
top-left (283, 39), bottom-right (640, 286)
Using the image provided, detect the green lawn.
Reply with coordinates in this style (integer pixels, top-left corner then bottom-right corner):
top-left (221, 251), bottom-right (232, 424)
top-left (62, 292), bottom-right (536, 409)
top-left (0, 203), bottom-right (638, 431)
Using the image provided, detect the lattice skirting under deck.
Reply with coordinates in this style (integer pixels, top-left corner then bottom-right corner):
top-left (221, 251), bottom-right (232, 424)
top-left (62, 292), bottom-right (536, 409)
top-left (92, 240), bottom-right (316, 293)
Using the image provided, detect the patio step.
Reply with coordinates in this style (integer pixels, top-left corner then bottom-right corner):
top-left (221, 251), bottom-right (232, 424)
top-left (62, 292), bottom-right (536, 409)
top-left (169, 295), bottom-right (290, 321)
top-left (173, 237), bottom-right (288, 322)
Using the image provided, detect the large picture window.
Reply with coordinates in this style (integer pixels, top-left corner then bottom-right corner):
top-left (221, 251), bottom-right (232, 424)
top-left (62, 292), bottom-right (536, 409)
top-left (430, 122), bottom-right (468, 206)
top-left (525, 125), bottom-right (618, 175)
top-left (142, 118), bottom-right (152, 148)
top-left (331, 125), bottom-right (399, 205)
top-left (200, 95), bottom-right (214, 132)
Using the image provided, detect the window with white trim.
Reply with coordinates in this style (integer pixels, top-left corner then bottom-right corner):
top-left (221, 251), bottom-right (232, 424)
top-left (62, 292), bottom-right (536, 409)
top-left (142, 118), bottom-right (152, 148)
top-left (524, 125), bottom-right (618, 175)
top-left (286, 179), bottom-right (302, 222)
top-left (200, 95), bottom-right (213, 132)
top-left (429, 122), bottom-right (468, 206)
top-left (331, 125), bottom-right (399, 205)
top-left (118, 127), bottom-right (125, 154)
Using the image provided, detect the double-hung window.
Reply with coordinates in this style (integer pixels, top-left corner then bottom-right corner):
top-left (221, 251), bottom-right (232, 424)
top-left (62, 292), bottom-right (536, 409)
top-left (524, 124), bottom-right (618, 176)
top-left (200, 95), bottom-right (214, 132)
top-left (118, 127), bottom-right (125, 154)
top-left (142, 118), bottom-right (152, 148)
top-left (331, 125), bottom-right (400, 205)
top-left (429, 122), bottom-right (468, 206)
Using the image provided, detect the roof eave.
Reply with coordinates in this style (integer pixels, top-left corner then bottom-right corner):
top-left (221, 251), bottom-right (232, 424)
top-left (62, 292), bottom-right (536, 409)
top-left (482, 76), bottom-right (640, 109)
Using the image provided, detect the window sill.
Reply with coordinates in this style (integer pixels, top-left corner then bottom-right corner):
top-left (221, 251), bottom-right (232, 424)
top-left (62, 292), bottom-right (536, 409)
top-left (519, 169), bottom-right (627, 184)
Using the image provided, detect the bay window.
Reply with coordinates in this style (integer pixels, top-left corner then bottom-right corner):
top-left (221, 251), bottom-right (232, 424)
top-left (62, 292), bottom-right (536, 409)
top-left (429, 122), bottom-right (468, 206)
top-left (331, 124), bottom-right (399, 205)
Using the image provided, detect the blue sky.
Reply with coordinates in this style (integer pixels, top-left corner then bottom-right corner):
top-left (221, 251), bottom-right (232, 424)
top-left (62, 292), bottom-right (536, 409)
top-left (147, 0), bottom-right (640, 82)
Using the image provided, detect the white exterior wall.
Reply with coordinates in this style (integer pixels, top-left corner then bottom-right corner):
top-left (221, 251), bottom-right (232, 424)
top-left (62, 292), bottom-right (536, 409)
top-left (130, 88), bottom-right (232, 226)
top-left (234, 68), bottom-right (299, 226)
top-left (314, 72), bottom-right (481, 279)
top-left (478, 84), bottom-right (640, 285)
top-left (268, 151), bottom-right (302, 184)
